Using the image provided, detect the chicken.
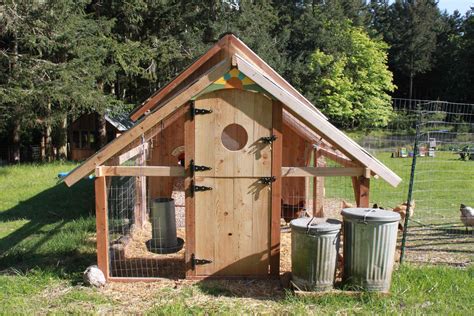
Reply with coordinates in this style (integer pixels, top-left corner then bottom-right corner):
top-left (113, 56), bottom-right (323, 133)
top-left (281, 200), bottom-right (307, 224)
top-left (393, 200), bottom-right (415, 231)
top-left (341, 200), bottom-right (354, 209)
top-left (460, 204), bottom-right (474, 232)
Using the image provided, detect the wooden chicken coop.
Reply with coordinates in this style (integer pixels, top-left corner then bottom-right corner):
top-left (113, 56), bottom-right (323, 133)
top-left (63, 34), bottom-right (401, 281)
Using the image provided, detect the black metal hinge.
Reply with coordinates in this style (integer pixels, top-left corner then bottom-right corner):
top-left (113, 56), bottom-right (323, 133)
top-left (259, 176), bottom-right (276, 185)
top-left (191, 182), bottom-right (213, 193)
top-left (190, 159), bottom-right (212, 176)
top-left (191, 254), bottom-right (212, 270)
top-left (190, 102), bottom-right (212, 119)
top-left (260, 135), bottom-right (277, 144)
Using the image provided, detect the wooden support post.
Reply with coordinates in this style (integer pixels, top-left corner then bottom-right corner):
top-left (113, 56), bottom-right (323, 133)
top-left (184, 103), bottom-right (196, 278)
top-left (351, 176), bottom-right (370, 208)
top-left (351, 176), bottom-right (360, 207)
top-left (94, 176), bottom-right (109, 279)
top-left (313, 148), bottom-right (323, 217)
top-left (270, 100), bottom-right (283, 276)
top-left (359, 176), bottom-right (370, 207)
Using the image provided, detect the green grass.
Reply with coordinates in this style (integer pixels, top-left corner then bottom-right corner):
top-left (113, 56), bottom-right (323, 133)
top-left (325, 151), bottom-right (474, 222)
top-left (1, 162), bottom-right (473, 314)
top-left (0, 162), bottom-right (96, 278)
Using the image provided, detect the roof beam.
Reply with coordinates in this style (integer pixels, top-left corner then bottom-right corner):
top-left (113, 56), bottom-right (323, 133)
top-left (130, 37), bottom-right (229, 121)
top-left (96, 166), bottom-right (185, 177)
top-left (63, 58), bottom-right (231, 187)
top-left (282, 167), bottom-right (364, 177)
top-left (235, 54), bottom-right (401, 187)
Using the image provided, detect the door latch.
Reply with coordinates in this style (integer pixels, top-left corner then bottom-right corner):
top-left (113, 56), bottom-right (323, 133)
top-left (191, 254), bottom-right (212, 270)
top-left (260, 135), bottom-right (277, 144)
top-left (259, 176), bottom-right (276, 185)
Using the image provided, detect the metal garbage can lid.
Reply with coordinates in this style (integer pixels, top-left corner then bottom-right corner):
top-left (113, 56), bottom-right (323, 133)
top-left (341, 208), bottom-right (400, 223)
top-left (290, 217), bottom-right (342, 233)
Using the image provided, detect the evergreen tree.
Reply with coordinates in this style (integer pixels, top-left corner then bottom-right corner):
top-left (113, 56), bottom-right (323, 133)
top-left (385, 0), bottom-right (441, 99)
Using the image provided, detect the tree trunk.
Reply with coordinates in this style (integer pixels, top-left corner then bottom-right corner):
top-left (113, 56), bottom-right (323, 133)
top-left (10, 23), bottom-right (20, 163)
top-left (44, 102), bottom-right (53, 161)
top-left (56, 115), bottom-right (68, 160)
top-left (11, 116), bottom-right (21, 163)
top-left (98, 114), bottom-right (107, 149)
top-left (409, 71), bottom-right (414, 100)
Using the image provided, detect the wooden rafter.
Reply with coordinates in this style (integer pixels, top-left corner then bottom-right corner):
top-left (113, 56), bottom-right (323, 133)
top-left (281, 167), bottom-right (364, 177)
top-left (63, 58), bottom-right (231, 187)
top-left (235, 54), bottom-right (401, 187)
top-left (318, 147), bottom-right (359, 168)
top-left (95, 166), bottom-right (185, 177)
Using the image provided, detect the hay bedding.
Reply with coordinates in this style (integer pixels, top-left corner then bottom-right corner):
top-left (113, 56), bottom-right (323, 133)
top-left (110, 197), bottom-right (470, 281)
top-left (110, 222), bottom-right (186, 278)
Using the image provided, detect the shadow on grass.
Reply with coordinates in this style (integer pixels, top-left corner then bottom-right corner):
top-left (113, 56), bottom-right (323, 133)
top-left (0, 179), bottom-right (96, 280)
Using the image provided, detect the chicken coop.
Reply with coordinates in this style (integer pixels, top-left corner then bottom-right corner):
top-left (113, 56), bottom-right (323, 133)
top-left (63, 34), bottom-right (401, 281)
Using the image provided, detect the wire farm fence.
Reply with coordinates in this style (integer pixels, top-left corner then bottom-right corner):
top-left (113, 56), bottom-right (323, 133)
top-left (357, 99), bottom-right (474, 266)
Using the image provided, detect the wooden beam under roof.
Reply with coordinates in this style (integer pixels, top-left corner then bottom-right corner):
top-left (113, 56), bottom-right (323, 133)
top-left (95, 166), bottom-right (185, 177)
top-left (235, 54), bottom-right (401, 187)
top-left (281, 167), bottom-right (364, 177)
top-left (130, 36), bottom-right (230, 121)
top-left (63, 58), bottom-right (231, 187)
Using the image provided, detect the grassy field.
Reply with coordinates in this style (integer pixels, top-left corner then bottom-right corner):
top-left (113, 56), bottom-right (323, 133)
top-left (326, 151), bottom-right (474, 222)
top-left (0, 161), bottom-right (473, 314)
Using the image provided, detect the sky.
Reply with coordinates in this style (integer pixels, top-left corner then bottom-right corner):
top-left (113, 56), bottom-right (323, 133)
top-left (437, 0), bottom-right (473, 14)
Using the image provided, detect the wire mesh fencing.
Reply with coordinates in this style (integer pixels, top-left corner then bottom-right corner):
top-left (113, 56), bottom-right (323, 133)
top-left (107, 175), bottom-right (186, 279)
top-left (357, 99), bottom-right (474, 266)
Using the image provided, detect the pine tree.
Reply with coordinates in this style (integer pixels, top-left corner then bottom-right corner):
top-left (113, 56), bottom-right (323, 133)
top-left (386, 0), bottom-right (441, 99)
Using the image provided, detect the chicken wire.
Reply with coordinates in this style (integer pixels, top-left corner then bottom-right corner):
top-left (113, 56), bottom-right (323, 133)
top-left (358, 99), bottom-right (474, 266)
top-left (106, 173), bottom-right (186, 279)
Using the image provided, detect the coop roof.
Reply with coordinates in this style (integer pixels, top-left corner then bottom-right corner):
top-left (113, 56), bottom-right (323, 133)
top-left (63, 34), bottom-right (401, 187)
top-left (105, 112), bottom-right (134, 132)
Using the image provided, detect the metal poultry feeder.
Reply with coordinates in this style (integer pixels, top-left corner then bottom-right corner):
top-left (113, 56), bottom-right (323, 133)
top-left (147, 198), bottom-right (184, 254)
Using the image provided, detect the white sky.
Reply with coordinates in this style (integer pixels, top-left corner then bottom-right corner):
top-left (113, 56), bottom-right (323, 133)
top-left (388, 1), bottom-right (473, 15)
top-left (437, 0), bottom-right (473, 14)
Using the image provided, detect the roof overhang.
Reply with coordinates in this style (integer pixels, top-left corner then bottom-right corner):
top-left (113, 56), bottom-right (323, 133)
top-left (63, 35), bottom-right (401, 188)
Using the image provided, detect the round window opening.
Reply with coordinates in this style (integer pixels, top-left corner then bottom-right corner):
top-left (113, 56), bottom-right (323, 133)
top-left (221, 123), bottom-right (248, 151)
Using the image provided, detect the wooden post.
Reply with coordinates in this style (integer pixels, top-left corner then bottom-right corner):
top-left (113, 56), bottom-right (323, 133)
top-left (359, 176), bottom-right (370, 207)
top-left (313, 148), bottom-right (323, 217)
top-left (352, 176), bottom-right (370, 208)
top-left (184, 103), bottom-right (196, 277)
top-left (95, 176), bottom-right (109, 279)
top-left (270, 100), bottom-right (283, 276)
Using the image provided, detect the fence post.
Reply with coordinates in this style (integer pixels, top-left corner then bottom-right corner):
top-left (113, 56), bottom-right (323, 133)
top-left (400, 109), bottom-right (422, 264)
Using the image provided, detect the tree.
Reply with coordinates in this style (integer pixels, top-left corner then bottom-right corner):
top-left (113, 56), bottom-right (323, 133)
top-left (386, 0), bottom-right (441, 99)
top-left (0, 1), bottom-right (153, 161)
top-left (307, 23), bottom-right (395, 128)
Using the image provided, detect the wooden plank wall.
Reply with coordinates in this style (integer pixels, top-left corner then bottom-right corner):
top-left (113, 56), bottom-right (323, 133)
top-left (148, 111), bottom-right (186, 199)
top-left (281, 123), bottom-right (312, 204)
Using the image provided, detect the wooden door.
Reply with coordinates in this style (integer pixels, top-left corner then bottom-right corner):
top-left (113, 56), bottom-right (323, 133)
top-left (193, 89), bottom-right (273, 276)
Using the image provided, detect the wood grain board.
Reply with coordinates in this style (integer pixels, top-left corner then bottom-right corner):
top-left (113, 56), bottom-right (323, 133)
top-left (193, 89), bottom-right (272, 276)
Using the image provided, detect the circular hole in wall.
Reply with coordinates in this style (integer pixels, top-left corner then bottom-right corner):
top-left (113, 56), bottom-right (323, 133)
top-left (221, 123), bottom-right (248, 151)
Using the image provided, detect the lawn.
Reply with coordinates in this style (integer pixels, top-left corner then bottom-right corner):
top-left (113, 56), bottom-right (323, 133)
top-left (1, 162), bottom-right (473, 314)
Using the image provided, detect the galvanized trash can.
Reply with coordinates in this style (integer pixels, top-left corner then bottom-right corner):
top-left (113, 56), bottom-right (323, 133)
top-left (290, 217), bottom-right (342, 291)
top-left (341, 208), bottom-right (400, 292)
top-left (148, 197), bottom-right (184, 254)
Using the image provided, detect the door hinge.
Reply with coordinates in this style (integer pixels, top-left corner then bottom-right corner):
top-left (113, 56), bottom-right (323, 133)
top-left (191, 182), bottom-right (213, 193)
top-left (190, 102), bottom-right (212, 118)
top-left (259, 176), bottom-right (276, 185)
top-left (190, 159), bottom-right (212, 176)
top-left (191, 254), bottom-right (212, 270)
top-left (260, 135), bottom-right (277, 144)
